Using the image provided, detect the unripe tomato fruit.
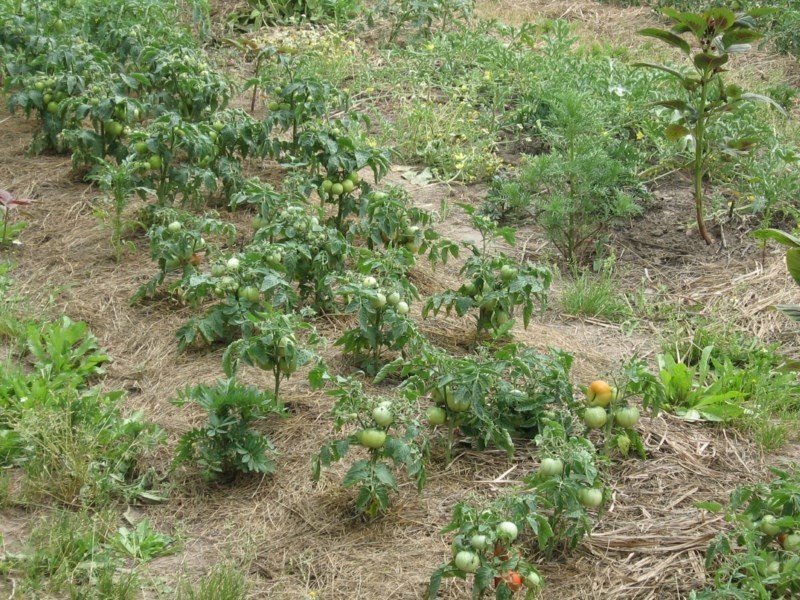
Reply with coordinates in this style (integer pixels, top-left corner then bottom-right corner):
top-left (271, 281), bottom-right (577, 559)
top-left (149, 155), bottom-right (163, 170)
top-left (760, 515), bottom-right (781, 536)
top-left (497, 521), bottom-right (518, 541)
top-left (783, 533), bottom-right (800, 552)
top-left (446, 393), bottom-right (470, 413)
top-left (167, 221), bottom-right (181, 232)
top-left (357, 429), bottom-right (386, 449)
top-left (426, 406), bottom-right (446, 425)
top-left (578, 487), bottom-right (604, 508)
top-left (614, 406), bottom-right (640, 428)
top-left (500, 264), bottom-right (518, 283)
top-left (583, 406), bottom-right (608, 429)
top-left (539, 457), bottom-right (564, 477)
top-left (370, 293), bottom-right (387, 309)
top-left (372, 404), bottom-right (393, 428)
top-left (469, 534), bottom-right (489, 551)
top-left (396, 301), bottom-right (410, 315)
top-left (454, 550), bottom-right (480, 573)
top-left (387, 291), bottom-right (401, 306)
top-left (586, 380), bottom-right (613, 407)
top-left (226, 257), bottom-right (240, 271)
top-left (330, 183), bottom-right (344, 196)
top-left (341, 179), bottom-right (355, 194)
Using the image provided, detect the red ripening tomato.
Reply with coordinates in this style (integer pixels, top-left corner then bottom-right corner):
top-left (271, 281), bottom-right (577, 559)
top-left (493, 542), bottom-right (509, 561)
top-left (494, 570), bottom-right (522, 592)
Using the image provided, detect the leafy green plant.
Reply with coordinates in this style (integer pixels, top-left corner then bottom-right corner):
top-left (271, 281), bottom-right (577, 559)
top-left (518, 91), bottom-right (643, 265)
top-left (111, 518), bottom-right (176, 561)
top-left (334, 271), bottom-right (421, 375)
top-left (371, 0), bottom-right (475, 45)
top-left (176, 563), bottom-right (250, 600)
top-left (694, 466), bottom-right (800, 599)
top-left (423, 208), bottom-right (552, 340)
top-left (172, 378), bottom-right (282, 482)
top-left (91, 158), bottom-right (149, 263)
top-left (428, 502), bottom-right (542, 599)
top-left (560, 261), bottom-right (632, 324)
top-left (222, 309), bottom-right (323, 406)
top-left (0, 189), bottom-right (31, 247)
top-left (312, 377), bottom-right (427, 518)
top-left (635, 6), bottom-right (783, 244)
top-left (380, 341), bottom-right (575, 464)
top-left (753, 228), bottom-right (800, 323)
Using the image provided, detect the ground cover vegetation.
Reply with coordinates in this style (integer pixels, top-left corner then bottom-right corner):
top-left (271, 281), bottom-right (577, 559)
top-left (1, 0), bottom-right (800, 597)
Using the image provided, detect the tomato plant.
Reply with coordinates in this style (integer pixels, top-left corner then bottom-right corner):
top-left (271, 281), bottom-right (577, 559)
top-left (696, 467), bottom-right (800, 598)
top-left (222, 309), bottom-right (323, 408)
top-left (428, 501), bottom-right (543, 600)
top-left (423, 207), bottom-right (551, 340)
top-left (334, 266), bottom-right (423, 376)
top-left (312, 377), bottom-right (427, 519)
top-left (132, 207), bottom-right (235, 303)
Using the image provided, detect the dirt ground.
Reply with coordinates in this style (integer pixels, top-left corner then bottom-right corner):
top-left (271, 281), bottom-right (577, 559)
top-left (2, 1), bottom-right (800, 599)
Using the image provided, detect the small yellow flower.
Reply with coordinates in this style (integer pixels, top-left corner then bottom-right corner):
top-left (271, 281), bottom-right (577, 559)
top-left (426, 43), bottom-right (435, 51)
top-left (484, 70), bottom-right (492, 81)
top-left (455, 162), bottom-right (464, 170)
top-left (636, 131), bottom-right (644, 140)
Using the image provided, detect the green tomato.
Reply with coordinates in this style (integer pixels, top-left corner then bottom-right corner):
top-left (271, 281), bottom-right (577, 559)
top-left (446, 393), bottom-right (470, 413)
top-left (759, 515), bottom-right (781, 536)
top-left (578, 487), bottom-right (604, 508)
top-left (321, 179), bottom-right (333, 192)
top-left (500, 264), bottom-right (518, 283)
top-left (454, 550), bottom-right (480, 573)
top-left (105, 120), bottom-right (123, 137)
top-left (33, 81), bottom-right (45, 92)
top-left (539, 457), bottom-right (564, 477)
top-left (370, 293), bottom-right (387, 309)
top-left (46, 101), bottom-right (59, 114)
top-left (387, 291), bottom-right (401, 306)
top-left (347, 171), bottom-right (359, 184)
top-left (497, 521), bottom-right (518, 541)
top-left (211, 264), bottom-right (226, 277)
top-left (362, 276), bottom-right (378, 288)
top-left (213, 120), bottom-right (225, 132)
top-left (341, 179), bottom-right (355, 194)
top-left (167, 221), bottom-right (181, 233)
top-left (583, 406), bottom-right (608, 429)
top-left (396, 301), bottom-right (410, 315)
top-left (226, 257), bottom-right (240, 271)
top-left (469, 534), bottom-right (489, 551)
top-left (426, 406), bottom-right (446, 426)
top-left (238, 286), bottom-right (260, 303)
top-left (134, 141), bottom-right (149, 154)
top-left (783, 533), bottom-right (800, 552)
top-left (357, 429), bottom-right (387, 449)
top-left (372, 404), bottom-right (393, 428)
top-left (614, 406), bottom-right (640, 428)
top-left (330, 183), bottom-right (344, 196)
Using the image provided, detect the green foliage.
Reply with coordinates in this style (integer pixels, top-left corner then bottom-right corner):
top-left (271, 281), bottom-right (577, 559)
top-left (176, 563), bottom-right (250, 600)
top-left (423, 208), bottom-right (552, 339)
top-left (694, 467), bottom-right (800, 598)
top-left (560, 262), bottom-right (633, 323)
top-left (636, 6), bottom-right (783, 244)
top-left (518, 91), bottom-right (644, 265)
top-left (371, 0), bottom-right (475, 45)
top-left (172, 378), bottom-right (282, 482)
top-left (110, 518), bottom-right (176, 561)
top-left (312, 377), bottom-right (428, 518)
top-left (222, 308), bottom-right (323, 404)
top-left (0, 189), bottom-right (31, 247)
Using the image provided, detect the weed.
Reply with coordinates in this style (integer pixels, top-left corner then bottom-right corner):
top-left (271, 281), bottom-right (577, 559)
top-left (176, 563), bottom-right (249, 600)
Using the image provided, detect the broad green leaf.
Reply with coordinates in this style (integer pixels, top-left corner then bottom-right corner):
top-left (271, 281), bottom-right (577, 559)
top-left (675, 12), bottom-right (708, 38)
top-left (652, 99), bottom-right (691, 112)
top-left (705, 8), bottom-right (736, 31)
top-left (720, 28), bottom-right (763, 49)
top-left (693, 52), bottom-right (728, 73)
top-left (633, 62), bottom-right (686, 80)
top-left (665, 124), bottom-right (691, 141)
top-left (740, 92), bottom-right (787, 115)
top-left (638, 28), bottom-right (691, 55)
top-left (752, 229), bottom-right (800, 249)
top-left (787, 248), bottom-right (800, 287)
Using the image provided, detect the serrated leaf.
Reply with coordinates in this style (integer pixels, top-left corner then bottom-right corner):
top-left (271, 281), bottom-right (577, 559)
top-left (693, 52), bottom-right (728, 72)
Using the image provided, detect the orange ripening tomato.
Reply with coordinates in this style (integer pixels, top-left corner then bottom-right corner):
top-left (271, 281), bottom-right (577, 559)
top-left (494, 570), bottom-right (522, 592)
top-left (493, 542), bottom-right (509, 561)
top-left (190, 253), bottom-right (202, 267)
top-left (586, 380), bottom-right (613, 407)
